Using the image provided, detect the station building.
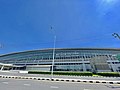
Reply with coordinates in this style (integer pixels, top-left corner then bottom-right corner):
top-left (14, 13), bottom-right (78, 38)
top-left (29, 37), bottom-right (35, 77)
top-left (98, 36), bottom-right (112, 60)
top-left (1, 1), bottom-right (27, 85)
top-left (0, 48), bottom-right (120, 73)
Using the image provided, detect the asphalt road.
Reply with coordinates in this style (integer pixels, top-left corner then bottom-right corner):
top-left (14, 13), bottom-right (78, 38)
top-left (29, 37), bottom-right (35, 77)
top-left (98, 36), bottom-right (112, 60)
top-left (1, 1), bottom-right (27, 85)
top-left (0, 78), bottom-right (120, 90)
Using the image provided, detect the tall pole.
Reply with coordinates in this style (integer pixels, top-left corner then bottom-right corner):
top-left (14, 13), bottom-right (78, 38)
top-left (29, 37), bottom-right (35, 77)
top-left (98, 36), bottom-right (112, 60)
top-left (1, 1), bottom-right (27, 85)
top-left (51, 26), bottom-right (56, 79)
top-left (112, 33), bottom-right (120, 74)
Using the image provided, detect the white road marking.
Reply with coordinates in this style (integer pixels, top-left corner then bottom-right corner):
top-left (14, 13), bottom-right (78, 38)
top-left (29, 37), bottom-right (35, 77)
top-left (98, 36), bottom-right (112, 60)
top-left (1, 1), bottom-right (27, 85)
top-left (24, 84), bottom-right (31, 86)
top-left (2, 82), bottom-right (9, 84)
top-left (84, 89), bottom-right (90, 90)
top-left (50, 86), bottom-right (59, 89)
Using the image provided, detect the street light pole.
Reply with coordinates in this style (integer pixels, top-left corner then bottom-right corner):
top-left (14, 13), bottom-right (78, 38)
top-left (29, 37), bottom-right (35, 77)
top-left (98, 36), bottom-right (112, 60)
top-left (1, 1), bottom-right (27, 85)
top-left (112, 33), bottom-right (120, 74)
top-left (112, 33), bottom-right (120, 39)
top-left (51, 26), bottom-right (56, 79)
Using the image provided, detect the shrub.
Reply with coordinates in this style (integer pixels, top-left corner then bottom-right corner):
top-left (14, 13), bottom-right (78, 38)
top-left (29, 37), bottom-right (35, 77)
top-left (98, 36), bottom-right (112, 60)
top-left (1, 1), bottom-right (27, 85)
top-left (28, 71), bottom-right (93, 76)
top-left (28, 71), bottom-right (51, 74)
top-left (96, 72), bottom-right (120, 77)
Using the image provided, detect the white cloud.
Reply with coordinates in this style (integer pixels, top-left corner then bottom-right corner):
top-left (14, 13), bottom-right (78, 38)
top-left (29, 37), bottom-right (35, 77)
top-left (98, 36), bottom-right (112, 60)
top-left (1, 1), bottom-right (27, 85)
top-left (99, 0), bottom-right (118, 6)
top-left (96, 0), bottom-right (119, 16)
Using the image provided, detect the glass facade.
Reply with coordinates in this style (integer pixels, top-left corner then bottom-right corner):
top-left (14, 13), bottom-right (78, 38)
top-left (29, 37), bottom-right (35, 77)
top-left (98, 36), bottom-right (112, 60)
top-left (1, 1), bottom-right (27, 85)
top-left (0, 48), bottom-right (120, 72)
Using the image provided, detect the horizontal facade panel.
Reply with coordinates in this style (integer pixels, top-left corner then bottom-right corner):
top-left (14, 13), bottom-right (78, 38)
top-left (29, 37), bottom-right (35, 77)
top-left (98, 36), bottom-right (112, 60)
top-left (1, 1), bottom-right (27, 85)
top-left (0, 48), bottom-right (120, 72)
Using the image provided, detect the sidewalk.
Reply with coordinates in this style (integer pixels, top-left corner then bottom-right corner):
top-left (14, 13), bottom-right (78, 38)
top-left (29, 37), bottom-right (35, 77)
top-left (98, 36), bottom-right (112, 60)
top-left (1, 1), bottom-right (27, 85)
top-left (0, 71), bottom-right (120, 85)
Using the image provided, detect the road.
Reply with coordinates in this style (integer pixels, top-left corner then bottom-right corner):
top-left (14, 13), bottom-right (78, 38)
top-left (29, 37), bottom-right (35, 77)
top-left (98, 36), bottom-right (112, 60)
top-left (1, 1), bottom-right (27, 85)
top-left (0, 78), bottom-right (120, 90)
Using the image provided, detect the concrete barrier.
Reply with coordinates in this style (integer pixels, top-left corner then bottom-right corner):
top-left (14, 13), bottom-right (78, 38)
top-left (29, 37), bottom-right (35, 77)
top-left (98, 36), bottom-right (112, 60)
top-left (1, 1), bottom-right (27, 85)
top-left (19, 71), bottom-right (28, 74)
top-left (0, 75), bottom-right (120, 85)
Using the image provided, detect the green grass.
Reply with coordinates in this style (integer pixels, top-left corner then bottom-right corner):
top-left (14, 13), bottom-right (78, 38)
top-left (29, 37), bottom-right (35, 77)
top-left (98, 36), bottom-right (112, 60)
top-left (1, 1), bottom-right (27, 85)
top-left (92, 74), bottom-right (100, 77)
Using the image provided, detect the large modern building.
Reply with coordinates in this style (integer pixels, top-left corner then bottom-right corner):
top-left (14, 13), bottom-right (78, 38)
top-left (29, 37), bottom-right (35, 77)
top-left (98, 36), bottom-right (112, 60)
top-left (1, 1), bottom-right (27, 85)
top-left (0, 48), bottom-right (120, 72)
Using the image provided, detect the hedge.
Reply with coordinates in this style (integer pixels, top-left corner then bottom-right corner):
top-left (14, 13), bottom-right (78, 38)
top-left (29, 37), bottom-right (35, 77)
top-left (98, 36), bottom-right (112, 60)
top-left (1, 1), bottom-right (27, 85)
top-left (96, 72), bottom-right (120, 77)
top-left (28, 71), bottom-right (93, 76)
top-left (28, 71), bottom-right (120, 77)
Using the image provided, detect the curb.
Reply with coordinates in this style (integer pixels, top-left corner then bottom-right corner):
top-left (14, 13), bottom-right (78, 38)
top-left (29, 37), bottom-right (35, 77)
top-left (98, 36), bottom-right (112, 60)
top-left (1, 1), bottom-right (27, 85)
top-left (0, 75), bottom-right (120, 85)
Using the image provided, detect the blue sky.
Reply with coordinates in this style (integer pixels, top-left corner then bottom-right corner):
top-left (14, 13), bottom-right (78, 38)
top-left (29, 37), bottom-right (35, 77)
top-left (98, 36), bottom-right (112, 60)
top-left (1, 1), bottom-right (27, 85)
top-left (0, 0), bottom-right (120, 54)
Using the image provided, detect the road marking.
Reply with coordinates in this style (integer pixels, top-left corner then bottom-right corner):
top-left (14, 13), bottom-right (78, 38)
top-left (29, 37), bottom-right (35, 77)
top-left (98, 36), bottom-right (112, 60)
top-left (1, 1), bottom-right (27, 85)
top-left (24, 84), bottom-right (31, 86)
top-left (50, 86), bottom-right (59, 89)
top-left (2, 82), bottom-right (9, 84)
top-left (84, 89), bottom-right (90, 90)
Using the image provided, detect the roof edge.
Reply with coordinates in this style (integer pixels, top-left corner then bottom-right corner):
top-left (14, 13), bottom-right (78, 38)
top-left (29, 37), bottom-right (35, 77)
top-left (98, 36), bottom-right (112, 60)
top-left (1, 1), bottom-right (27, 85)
top-left (1, 47), bottom-right (120, 57)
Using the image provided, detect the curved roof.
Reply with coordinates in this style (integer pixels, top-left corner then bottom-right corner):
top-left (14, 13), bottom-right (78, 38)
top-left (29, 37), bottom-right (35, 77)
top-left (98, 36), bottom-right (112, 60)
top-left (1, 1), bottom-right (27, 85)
top-left (0, 48), bottom-right (120, 57)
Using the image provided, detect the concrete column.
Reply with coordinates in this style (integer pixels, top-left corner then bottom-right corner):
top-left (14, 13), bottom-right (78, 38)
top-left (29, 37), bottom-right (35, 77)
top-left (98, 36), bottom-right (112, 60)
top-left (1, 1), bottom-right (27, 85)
top-left (1, 65), bottom-right (4, 70)
top-left (82, 54), bottom-right (86, 71)
top-left (90, 54), bottom-right (97, 73)
top-left (107, 54), bottom-right (114, 72)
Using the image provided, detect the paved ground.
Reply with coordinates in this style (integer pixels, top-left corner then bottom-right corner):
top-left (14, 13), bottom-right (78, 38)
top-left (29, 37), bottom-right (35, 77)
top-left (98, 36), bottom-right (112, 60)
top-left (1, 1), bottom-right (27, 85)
top-left (0, 71), bottom-right (120, 81)
top-left (0, 78), bottom-right (120, 90)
